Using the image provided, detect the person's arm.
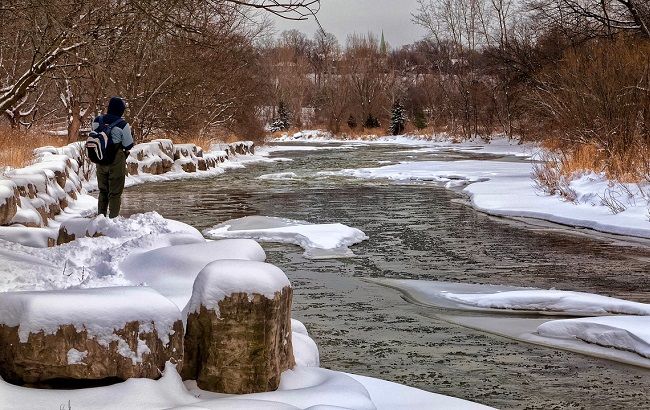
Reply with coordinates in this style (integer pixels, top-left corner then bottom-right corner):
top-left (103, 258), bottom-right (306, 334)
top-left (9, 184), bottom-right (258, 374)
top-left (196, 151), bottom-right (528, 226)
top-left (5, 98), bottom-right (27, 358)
top-left (121, 124), bottom-right (134, 151)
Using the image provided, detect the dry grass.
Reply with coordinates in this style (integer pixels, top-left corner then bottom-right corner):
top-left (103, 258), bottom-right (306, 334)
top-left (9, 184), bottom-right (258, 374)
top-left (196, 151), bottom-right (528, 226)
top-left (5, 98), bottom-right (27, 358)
top-left (539, 139), bottom-right (650, 183)
top-left (0, 126), bottom-right (67, 169)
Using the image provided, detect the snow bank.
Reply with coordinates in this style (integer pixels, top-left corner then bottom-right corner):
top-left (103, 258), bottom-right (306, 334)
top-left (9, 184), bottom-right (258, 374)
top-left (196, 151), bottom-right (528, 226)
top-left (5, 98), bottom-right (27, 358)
top-left (185, 260), bottom-right (291, 315)
top-left (291, 319), bottom-right (320, 367)
top-left (0, 212), bottom-right (206, 292)
top-left (0, 287), bottom-right (180, 345)
top-left (204, 216), bottom-right (368, 259)
top-left (121, 239), bottom-right (266, 309)
top-left (0, 361), bottom-right (494, 409)
top-left (347, 373), bottom-right (494, 410)
top-left (537, 316), bottom-right (650, 359)
top-left (442, 289), bottom-right (650, 316)
top-left (330, 158), bottom-right (650, 239)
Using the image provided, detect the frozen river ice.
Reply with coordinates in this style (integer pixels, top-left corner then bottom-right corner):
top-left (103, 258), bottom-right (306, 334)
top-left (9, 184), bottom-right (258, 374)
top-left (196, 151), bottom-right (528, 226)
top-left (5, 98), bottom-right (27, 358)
top-left (121, 141), bottom-right (650, 409)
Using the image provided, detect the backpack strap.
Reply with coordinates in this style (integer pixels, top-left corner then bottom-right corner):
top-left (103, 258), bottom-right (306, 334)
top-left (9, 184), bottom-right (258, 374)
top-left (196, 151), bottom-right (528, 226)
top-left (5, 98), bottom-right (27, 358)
top-left (103, 118), bottom-right (125, 141)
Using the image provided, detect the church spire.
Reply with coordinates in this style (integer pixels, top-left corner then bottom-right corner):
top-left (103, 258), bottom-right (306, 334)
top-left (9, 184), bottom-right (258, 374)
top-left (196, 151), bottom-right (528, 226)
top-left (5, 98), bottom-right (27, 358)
top-left (380, 30), bottom-right (387, 54)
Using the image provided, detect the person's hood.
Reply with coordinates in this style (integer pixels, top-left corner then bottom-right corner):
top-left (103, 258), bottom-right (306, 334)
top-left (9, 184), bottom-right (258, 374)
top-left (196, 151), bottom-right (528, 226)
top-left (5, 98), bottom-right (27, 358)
top-left (107, 97), bottom-right (126, 117)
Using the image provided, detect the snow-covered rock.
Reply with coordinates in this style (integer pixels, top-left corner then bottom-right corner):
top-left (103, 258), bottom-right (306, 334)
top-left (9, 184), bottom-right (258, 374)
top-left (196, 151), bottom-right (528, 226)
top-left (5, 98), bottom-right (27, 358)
top-left (0, 180), bottom-right (19, 225)
top-left (182, 260), bottom-right (294, 394)
top-left (0, 287), bottom-right (183, 385)
top-left (204, 216), bottom-right (368, 259)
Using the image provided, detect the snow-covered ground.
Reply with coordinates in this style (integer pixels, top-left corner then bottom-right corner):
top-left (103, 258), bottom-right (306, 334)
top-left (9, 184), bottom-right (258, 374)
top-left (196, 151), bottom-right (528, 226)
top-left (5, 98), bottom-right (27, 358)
top-left (0, 362), bottom-right (493, 410)
top-left (204, 216), bottom-right (368, 259)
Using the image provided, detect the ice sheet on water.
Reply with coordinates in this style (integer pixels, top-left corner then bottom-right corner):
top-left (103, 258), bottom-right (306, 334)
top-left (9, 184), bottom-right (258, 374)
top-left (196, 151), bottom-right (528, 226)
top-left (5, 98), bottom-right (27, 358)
top-left (203, 216), bottom-right (368, 259)
top-left (377, 279), bottom-right (650, 316)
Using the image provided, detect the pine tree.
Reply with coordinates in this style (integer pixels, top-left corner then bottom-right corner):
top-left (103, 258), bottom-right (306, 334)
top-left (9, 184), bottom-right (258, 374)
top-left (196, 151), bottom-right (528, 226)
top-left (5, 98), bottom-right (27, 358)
top-left (413, 108), bottom-right (428, 130)
top-left (270, 101), bottom-right (291, 132)
top-left (347, 115), bottom-right (357, 129)
top-left (389, 101), bottom-right (406, 135)
top-left (364, 114), bottom-right (380, 129)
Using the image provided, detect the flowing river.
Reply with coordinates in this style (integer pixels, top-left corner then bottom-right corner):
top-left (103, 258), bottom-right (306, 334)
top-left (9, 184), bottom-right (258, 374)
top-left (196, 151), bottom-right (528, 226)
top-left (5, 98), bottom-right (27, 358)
top-left (121, 142), bottom-right (650, 409)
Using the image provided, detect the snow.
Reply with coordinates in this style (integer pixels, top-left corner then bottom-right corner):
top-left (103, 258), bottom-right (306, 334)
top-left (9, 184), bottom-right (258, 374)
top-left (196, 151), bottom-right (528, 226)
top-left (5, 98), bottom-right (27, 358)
top-left (0, 180), bottom-right (16, 201)
top-left (258, 172), bottom-right (300, 181)
top-left (0, 361), bottom-right (492, 410)
top-left (67, 348), bottom-right (89, 365)
top-left (372, 279), bottom-right (650, 316)
top-left (0, 226), bottom-right (56, 248)
top-left (329, 159), bottom-right (650, 239)
top-left (347, 374), bottom-right (494, 410)
top-left (537, 316), bottom-right (650, 359)
top-left (204, 216), bottom-right (368, 259)
top-left (120, 239), bottom-right (267, 309)
top-left (377, 279), bottom-right (650, 367)
top-left (292, 319), bottom-right (320, 367)
top-left (441, 289), bottom-right (650, 316)
top-left (0, 286), bottom-right (181, 345)
top-left (0, 212), bottom-right (205, 292)
top-left (185, 260), bottom-right (291, 315)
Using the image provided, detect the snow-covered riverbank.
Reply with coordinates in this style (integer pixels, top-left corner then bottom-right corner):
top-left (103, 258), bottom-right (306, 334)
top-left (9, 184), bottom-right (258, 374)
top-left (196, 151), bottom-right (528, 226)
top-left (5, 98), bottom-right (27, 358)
top-left (276, 131), bottom-right (650, 240)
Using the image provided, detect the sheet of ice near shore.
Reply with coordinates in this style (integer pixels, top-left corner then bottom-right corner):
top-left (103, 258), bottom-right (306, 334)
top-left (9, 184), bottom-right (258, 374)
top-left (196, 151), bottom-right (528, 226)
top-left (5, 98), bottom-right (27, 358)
top-left (204, 216), bottom-right (368, 259)
top-left (442, 289), bottom-right (650, 316)
top-left (332, 159), bottom-right (650, 239)
top-left (537, 316), bottom-right (650, 359)
top-left (378, 279), bottom-right (650, 316)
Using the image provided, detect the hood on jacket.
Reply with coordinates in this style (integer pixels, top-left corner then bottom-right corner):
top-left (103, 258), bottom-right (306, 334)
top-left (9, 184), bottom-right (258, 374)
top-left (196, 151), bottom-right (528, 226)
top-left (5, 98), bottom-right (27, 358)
top-left (107, 97), bottom-right (126, 117)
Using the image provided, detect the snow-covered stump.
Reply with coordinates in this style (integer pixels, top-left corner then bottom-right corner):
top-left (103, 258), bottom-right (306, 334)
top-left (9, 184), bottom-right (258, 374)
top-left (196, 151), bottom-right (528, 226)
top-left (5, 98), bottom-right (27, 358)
top-left (182, 260), bottom-right (295, 394)
top-left (0, 287), bottom-right (183, 386)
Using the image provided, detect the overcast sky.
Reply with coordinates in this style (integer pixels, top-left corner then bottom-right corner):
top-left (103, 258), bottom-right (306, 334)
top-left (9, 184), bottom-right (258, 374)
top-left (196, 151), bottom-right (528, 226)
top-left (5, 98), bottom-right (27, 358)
top-left (271, 0), bottom-right (427, 47)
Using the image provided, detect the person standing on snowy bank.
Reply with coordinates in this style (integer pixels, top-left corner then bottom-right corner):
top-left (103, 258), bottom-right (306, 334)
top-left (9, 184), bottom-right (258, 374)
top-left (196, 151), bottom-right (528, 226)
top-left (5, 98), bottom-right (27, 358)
top-left (93, 97), bottom-right (134, 218)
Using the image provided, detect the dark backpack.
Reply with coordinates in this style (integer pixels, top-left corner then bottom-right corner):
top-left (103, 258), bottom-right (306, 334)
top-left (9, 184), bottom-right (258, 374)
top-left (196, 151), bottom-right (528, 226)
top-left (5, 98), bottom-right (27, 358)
top-left (85, 118), bottom-right (123, 165)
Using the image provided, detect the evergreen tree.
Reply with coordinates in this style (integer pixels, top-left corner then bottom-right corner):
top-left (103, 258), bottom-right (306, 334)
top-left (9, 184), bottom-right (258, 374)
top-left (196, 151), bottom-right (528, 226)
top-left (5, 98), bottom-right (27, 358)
top-left (364, 114), bottom-right (380, 129)
top-left (270, 101), bottom-right (291, 132)
top-left (347, 115), bottom-right (357, 129)
top-left (413, 108), bottom-right (428, 130)
top-left (389, 101), bottom-right (406, 135)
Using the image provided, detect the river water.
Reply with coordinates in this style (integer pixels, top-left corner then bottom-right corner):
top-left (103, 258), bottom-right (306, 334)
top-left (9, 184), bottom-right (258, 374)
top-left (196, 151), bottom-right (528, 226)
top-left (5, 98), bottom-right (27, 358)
top-left (121, 142), bottom-right (650, 409)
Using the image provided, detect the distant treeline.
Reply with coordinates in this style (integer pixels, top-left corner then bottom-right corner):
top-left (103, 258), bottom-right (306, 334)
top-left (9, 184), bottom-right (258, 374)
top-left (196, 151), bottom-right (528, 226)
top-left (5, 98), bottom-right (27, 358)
top-left (1, 0), bottom-right (649, 174)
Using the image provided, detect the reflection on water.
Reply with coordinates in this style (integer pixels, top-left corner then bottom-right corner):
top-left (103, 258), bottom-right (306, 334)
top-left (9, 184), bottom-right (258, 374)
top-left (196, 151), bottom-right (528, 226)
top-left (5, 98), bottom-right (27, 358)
top-left (121, 143), bottom-right (650, 409)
